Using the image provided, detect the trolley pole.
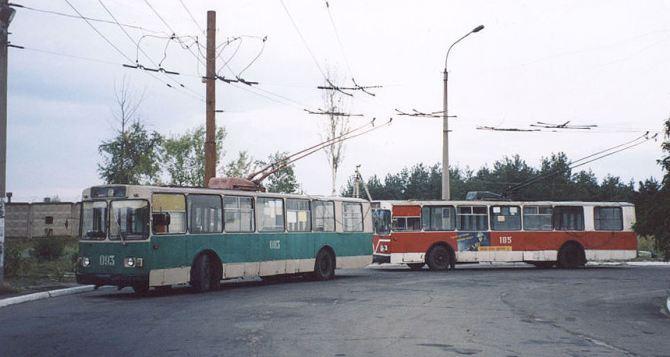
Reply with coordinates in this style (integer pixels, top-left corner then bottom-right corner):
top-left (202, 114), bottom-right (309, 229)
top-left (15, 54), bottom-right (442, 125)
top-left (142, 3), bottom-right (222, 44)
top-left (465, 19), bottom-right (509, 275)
top-left (0, 0), bottom-right (15, 285)
top-left (204, 10), bottom-right (216, 187)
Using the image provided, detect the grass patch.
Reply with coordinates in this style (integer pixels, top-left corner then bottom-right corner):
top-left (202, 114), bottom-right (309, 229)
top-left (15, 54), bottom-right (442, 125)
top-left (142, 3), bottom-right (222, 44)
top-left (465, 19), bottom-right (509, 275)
top-left (3, 237), bottom-right (79, 287)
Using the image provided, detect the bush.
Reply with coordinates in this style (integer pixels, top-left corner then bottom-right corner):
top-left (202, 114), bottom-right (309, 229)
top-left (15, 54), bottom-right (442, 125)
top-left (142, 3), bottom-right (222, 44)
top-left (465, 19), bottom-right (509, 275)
top-left (32, 238), bottom-right (66, 262)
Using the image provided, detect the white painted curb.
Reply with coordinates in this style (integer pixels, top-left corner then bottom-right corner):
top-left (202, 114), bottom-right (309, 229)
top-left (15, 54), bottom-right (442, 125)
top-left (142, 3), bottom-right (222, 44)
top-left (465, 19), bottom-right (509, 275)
top-left (0, 285), bottom-right (95, 309)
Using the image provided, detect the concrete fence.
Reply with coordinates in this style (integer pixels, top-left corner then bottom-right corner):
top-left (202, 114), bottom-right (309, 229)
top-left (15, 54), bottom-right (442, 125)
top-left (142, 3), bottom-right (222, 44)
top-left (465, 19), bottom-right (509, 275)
top-left (5, 202), bottom-right (80, 239)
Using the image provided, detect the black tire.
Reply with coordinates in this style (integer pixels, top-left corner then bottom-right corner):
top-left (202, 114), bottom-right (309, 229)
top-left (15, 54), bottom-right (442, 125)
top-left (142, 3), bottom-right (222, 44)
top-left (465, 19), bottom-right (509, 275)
top-left (531, 262), bottom-right (555, 269)
top-left (558, 244), bottom-right (585, 269)
top-left (191, 254), bottom-right (221, 292)
top-left (407, 263), bottom-right (425, 271)
top-left (426, 245), bottom-right (451, 271)
top-left (313, 248), bottom-right (335, 281)
top-left (131, 282), bottom-right (149, 295)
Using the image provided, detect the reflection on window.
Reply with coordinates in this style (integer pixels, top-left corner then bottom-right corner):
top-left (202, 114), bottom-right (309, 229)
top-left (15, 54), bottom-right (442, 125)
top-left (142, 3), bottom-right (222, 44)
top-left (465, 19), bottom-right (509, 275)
top-left (258, 197), bottom-right (284, 232)
top-left (313, 201), bottom-right (335, 232)
top-left (422, 206), bottom-right (455, 231)
top-left (392, 217), bottom-right (421, 231)
top-left (523, 206), bottom-right (553, 231)
top-left (553, 206), bottom-right (584, 231)
top-left (82, 201), bottom-right (107, 240)
top-left (457, 206), bottom-right (488, 231)
top-left (152, 193), bottom-right (186, 234)
top-left (224, 196), bottom-right (254, 232)
top-left (373, 209), bottom-right (391, 235)
top-left (594, 207), bottom-right (623, 231)
top-left (490, 206), bottom-right (521, 231)
top-left (343, 202), bottom-right (363, 232)
top-left (188, 195), bottom-right (223, 234)
top-left (110, 200), bottom-right (150, 240)
top-left (287, 199), bottom-right (311, 232)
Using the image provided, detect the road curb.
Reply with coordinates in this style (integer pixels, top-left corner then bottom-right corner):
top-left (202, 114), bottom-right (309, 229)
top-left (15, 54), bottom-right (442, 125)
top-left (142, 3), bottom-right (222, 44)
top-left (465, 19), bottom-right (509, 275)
top-left (0, 285), bottom-right (95, 309)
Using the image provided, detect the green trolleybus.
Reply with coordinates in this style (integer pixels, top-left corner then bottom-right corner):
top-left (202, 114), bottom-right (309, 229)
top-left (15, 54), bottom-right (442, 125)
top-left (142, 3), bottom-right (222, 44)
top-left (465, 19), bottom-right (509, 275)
top-left (75, 185), bottom-right (373, 293)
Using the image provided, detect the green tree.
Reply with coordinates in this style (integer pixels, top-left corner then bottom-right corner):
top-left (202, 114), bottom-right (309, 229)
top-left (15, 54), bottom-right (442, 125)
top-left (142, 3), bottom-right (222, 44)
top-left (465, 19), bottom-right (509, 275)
top-left (223, 151), bottom-right (257, 178)
top-left (634, 117), bottom-right (670, 260)
top-left (98, 79), bottom-right (162, 185)
top-left (162, 125), bottom-right (226, 187)
top-left (256, 151), bottom-right (300, 194)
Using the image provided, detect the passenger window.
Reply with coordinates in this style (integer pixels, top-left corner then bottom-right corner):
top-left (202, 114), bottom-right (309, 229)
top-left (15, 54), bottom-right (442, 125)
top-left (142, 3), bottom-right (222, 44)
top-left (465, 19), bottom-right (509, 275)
top-left (188, 195), bottom-right (222, 234)
top-left (343, 202), bottom-right (363, 232)
top-left (152, 193), bottom-right (186, 234)
top-left (287, 199), bottom-right (311, 232)
top-left (594, 207), bottom-right (623, 231)
top-left (457, 206), bottom-right (488, 231)
top-left (422, 206), bottom-right (455, 231)
top-left (312, 201), bottom-right (335, 232)
top-left (223, 196), bottom-right (254, 232)
top-left (553, 206), bottom-right (584, 231)
top-left (490, 206), bottom-right (521, 231)
top-left (257, 197), bottom-right (285, 232)
top-left (523, 206), bottom-right (553, 231)
top-left (392, 217), bottom-right (420, 231)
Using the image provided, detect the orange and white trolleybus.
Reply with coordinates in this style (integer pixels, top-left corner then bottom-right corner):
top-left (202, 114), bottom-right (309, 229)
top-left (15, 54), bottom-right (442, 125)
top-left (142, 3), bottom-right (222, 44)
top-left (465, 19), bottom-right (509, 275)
top-left (372, 199), bottom-right (637, 270)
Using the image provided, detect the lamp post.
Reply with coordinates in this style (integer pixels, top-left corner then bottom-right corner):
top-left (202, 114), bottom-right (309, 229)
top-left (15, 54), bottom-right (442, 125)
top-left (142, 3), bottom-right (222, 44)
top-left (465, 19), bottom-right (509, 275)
top-left (442, 24), bottom-right (484, 200)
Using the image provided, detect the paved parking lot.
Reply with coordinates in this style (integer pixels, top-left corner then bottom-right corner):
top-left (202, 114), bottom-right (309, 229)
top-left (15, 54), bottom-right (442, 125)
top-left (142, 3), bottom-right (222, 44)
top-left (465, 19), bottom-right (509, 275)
top-left (0, 264), bottom-right (668, 356)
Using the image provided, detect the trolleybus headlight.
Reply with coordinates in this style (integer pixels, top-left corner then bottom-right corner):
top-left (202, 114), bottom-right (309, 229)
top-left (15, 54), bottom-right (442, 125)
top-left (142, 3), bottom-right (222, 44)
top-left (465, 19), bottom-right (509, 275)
top-left (124, 257), bottom-right (143, 268)
top-left (81, 257), bottom-right (91, 267)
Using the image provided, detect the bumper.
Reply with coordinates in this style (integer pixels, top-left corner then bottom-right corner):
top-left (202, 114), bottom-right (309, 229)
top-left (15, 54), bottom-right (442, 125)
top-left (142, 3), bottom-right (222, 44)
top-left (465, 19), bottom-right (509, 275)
top-left (76, 272), bottom-right (149, 288)
top-left (373, 254), bottom-right (390, 264)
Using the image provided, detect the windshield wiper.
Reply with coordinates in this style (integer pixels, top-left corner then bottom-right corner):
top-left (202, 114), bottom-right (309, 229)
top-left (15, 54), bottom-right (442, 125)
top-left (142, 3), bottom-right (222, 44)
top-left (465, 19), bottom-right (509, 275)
top-left (115, 218), bottom-right (127, 246)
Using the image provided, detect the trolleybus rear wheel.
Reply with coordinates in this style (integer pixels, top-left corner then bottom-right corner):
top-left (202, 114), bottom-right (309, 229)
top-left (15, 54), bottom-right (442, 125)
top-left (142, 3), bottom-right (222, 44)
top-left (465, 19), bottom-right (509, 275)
top-left (313, 248), bottom-right (335, 281)
top-left (427, 245), bottom-right (451, 271)
top-left (407, 263), bottom-right (425, 271)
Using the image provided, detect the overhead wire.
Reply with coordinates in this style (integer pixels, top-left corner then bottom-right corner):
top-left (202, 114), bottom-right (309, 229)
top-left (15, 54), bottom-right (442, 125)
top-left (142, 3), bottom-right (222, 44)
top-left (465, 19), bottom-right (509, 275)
top-left (8, 2), bottom-right (165, 34)
top-left (324, 1), bottom-right (353, 77)
top-left (507, 133), bottom-right (655, 193)
top-left (62, 0), bottom-right (202, 102)
top-left (178, 0), bottom-right (205, 35)
top-left (97, 0), bottom-right (204, 101)
top-left (279, 0), bottom-right (328, 80)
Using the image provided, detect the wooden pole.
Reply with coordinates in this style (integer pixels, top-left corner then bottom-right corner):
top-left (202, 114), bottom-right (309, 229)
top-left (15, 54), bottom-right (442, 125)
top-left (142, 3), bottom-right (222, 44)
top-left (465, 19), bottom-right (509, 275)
top-left (204, 10), bottom-right (216, 187)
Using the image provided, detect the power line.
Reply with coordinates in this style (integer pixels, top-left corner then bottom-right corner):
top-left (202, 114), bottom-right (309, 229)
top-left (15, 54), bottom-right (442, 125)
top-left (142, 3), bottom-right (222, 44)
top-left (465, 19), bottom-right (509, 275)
top-left (64, 0), bottom-right (133, 63)
top-left (324, 0), bottom-right (353, 77)
top-left (9, 2), bottom-right (165, 34)
top-left (97, 0), bottom-right (203, 100)
top-left (507, 132), bottom-right (656, 194)
top-left (143, 0), bottom-right (206, 68)
top-left (279, 0), bottom-right (328, 80)
top-left (62, 0), bottom-right (203, 102)
top-left (178, 0), bottom-right (204, 34)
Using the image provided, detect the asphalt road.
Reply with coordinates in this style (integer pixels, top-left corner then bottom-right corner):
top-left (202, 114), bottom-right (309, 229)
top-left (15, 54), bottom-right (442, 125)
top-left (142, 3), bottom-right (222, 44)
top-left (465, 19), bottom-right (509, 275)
top-left (1, 264), bottom-right (668, 356)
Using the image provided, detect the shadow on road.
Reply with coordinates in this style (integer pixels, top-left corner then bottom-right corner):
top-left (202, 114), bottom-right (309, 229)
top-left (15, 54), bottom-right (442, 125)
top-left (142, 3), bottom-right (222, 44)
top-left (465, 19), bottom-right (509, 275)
top-left (84, 273), bottom-right (364, 300)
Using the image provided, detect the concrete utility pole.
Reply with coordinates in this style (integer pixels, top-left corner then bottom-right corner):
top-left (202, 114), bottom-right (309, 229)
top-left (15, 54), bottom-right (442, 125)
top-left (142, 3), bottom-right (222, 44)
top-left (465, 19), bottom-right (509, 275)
top-left (0, 0), bottom-right (15, 285)
top-left (204, 10), bottom-right (216, 186)
top-left (442, 24), bottom-right (484, 200)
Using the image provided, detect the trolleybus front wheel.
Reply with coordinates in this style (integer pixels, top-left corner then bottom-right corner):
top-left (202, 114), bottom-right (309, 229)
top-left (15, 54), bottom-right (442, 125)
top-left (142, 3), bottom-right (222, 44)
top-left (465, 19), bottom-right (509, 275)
top-left (427, 245), bottom-right (451, 271)
top-left (313, 248), bottom-right (335, 281)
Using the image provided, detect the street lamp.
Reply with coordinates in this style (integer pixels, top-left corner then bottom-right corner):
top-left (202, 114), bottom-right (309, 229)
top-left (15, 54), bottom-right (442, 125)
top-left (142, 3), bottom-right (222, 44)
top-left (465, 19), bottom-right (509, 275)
top-left (442, 24), bottom-right (484, 200)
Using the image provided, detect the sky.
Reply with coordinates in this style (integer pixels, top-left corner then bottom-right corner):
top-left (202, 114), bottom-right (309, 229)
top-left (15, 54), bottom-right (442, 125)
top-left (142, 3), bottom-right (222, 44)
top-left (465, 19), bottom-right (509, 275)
top-left (5, 0), bottom-right (669, 202)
